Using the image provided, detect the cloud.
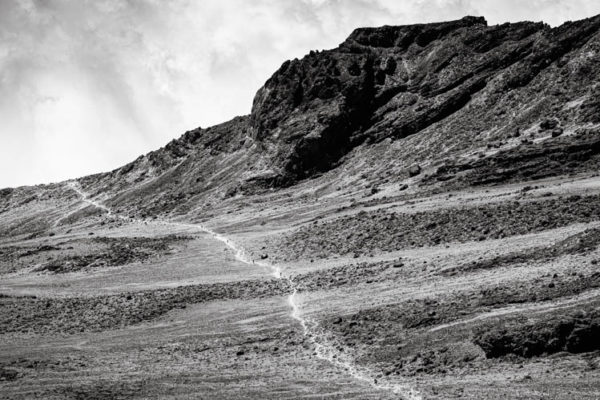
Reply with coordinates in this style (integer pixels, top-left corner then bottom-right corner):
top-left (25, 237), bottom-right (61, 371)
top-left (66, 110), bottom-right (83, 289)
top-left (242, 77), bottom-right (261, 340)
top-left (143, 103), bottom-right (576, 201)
top-left (1, 0), bottom-right (599, 187)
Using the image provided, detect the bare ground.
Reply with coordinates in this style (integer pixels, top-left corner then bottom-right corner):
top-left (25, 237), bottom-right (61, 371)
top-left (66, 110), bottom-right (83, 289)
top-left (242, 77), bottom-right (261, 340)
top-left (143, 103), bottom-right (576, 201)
top-left (1, 174), bottom-right (600, 399)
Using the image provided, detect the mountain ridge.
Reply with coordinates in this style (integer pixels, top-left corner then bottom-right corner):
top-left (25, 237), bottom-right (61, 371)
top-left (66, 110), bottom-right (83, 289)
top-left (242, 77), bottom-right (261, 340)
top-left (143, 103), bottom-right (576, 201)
top-left (2, 13), bottom-right (600, 223)
top-left (4, 15), bottom-right (600, 195)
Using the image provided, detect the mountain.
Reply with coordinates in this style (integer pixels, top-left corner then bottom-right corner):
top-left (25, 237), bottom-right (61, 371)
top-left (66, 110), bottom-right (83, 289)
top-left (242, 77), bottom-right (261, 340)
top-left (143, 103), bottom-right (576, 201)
top-left (2, 15), bottom-right (600, 400)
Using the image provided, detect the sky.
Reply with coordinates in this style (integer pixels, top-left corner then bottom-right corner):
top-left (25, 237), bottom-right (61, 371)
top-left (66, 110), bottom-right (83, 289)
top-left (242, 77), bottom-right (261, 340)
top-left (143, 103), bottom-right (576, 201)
top-left (1, 0), bottom-right (600, 187)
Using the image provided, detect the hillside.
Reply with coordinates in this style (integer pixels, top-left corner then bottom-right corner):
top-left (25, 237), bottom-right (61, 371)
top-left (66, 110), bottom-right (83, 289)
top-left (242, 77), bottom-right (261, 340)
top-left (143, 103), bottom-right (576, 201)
top-left (1, 15), bottom-right (600, 399)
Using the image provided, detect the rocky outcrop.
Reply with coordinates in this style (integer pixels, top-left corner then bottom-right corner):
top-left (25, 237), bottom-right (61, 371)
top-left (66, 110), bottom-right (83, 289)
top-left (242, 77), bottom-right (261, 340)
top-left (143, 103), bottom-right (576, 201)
top-left (249, 15), bottom-right (600, 185)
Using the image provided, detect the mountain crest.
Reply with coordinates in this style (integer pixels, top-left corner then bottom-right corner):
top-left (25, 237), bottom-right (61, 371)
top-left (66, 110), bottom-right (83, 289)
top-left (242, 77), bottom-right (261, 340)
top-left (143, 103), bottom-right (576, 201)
top-left (345, 15), bottom-right (488, 48)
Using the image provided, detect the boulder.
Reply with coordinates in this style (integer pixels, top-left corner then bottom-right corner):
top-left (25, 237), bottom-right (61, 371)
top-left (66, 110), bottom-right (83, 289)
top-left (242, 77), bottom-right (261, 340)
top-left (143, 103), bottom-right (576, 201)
top-left (540, 118), bottom-right (559, 130)
top-left (408, 164), bottom-right (422, 177)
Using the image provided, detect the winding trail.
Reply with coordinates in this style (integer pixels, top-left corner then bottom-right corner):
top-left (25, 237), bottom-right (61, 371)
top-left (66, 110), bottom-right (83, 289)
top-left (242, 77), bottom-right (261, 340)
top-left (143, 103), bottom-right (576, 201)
top-left (67, 182), bottom-right (118, 218)
top-left (54, 183), bottom-right (121, 227)
top-left (65, 181), bottom-right (421, 400)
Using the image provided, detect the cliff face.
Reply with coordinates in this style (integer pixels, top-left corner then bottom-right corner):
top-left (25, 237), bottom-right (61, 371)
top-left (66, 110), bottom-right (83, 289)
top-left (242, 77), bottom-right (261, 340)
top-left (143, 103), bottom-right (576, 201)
top-left (249, 15), bottom-right (600, 185)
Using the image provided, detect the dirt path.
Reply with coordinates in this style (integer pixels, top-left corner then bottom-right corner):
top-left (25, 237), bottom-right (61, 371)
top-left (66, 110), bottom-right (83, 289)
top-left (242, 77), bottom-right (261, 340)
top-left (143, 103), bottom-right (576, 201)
top-left (68, 182), bottom-right (119, 217)
top-left (66, 182), bottom-right (422, 399)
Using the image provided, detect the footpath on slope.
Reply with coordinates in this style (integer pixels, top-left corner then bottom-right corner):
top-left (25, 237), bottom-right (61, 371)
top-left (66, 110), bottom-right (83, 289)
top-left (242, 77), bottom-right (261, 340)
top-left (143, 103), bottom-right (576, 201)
top-left (66, 181), bottom-right (421, 400)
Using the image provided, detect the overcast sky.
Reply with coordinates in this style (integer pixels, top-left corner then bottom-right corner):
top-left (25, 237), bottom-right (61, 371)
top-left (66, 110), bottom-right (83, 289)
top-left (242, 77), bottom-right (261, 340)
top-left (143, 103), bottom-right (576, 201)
top-left (1, 0), bottom-right (600, 187)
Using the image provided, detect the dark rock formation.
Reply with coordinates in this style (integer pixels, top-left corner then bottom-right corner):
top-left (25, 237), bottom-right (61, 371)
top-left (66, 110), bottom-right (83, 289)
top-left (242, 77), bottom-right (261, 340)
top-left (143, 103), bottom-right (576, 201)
top-left (474, 308), bottom-right (600, 358)
top-left (249, 15), bottom-right (600, 185)
top-left (408, 164), bottom-right (422, 177)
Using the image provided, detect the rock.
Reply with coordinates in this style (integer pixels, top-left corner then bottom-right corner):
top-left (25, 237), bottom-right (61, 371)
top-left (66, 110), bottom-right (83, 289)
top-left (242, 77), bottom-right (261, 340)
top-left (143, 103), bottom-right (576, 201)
top-left (408, 164), bottom-right (422, 177)
top-left (540, 118), bottom-right (559, 130)
top-left (0, 368), bottom-right (18, 381)
top-left (399, 184), bottom-right (409, 191)
top-left (551, 128), bottom-right (564, 137)
top-left (260, 254), bottom-right (269, 260)
top-left (224, 186), bottom-right (238, 198)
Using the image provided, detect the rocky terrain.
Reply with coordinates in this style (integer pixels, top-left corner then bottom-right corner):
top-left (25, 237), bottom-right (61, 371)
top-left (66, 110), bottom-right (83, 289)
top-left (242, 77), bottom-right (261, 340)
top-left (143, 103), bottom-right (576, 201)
top-left (2, 15), bottom-right (600, 400)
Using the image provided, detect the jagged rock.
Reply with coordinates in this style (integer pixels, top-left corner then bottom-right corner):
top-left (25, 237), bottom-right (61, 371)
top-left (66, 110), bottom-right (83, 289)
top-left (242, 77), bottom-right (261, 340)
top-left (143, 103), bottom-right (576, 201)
top-left (245, 15), bottom-right (600, 186)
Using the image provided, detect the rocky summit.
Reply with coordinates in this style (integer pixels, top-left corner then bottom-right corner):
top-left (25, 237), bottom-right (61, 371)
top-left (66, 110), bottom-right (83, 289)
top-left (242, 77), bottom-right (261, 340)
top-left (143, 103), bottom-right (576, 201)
top-left (2, 15), bottom-right (600, 400)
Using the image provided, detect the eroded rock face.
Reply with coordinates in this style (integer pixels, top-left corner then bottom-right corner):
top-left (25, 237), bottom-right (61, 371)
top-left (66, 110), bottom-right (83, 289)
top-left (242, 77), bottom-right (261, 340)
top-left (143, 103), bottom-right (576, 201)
top-left (249, 15), bottom-right (600, 185)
